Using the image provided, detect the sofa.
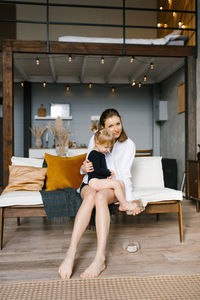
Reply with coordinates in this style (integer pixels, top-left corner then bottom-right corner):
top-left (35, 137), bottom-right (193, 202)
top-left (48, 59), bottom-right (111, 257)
top-left (0, 152), bottom-right (183, 249)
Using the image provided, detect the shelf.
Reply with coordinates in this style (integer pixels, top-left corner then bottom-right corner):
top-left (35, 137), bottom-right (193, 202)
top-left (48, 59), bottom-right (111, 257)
top-left (34, 115), bottom-right (72, 120)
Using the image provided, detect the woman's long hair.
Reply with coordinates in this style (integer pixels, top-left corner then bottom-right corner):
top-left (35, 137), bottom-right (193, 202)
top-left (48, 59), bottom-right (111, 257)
top-left (98, 108), bottom-right (128, 142)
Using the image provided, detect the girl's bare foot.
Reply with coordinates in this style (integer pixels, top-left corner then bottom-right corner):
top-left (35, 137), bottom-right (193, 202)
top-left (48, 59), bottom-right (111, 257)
top-left (80, 257), bottom-right (106, 279)
top-left (58, 252), bottom-right (76, 279)
top-left (119, 199), bottom-right (145, 215)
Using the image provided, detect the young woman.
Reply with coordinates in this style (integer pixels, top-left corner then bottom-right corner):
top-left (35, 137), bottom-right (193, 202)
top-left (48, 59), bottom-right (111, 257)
top-left (58, 108), bottom-right (142, 280)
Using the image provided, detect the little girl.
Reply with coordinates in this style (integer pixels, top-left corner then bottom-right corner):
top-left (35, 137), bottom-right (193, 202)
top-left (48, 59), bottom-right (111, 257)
top-left (87, 128), bottom-right (144, 214)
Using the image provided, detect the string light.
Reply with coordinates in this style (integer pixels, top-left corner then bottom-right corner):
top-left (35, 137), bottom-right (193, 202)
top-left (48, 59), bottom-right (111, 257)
top-left (68, 55), bottom-right (72, 63)
top-left (173, 12), bottom-right (176, 17)
top-left (160, 6), bottom-right (163, 10)
top-left (42, 81), bottom-right (46, 88)
top-left (131, 80), bottom-right (136, 86)
top-left (181, 24), bottom-right (185, 29)
top-left (164, 23), bottom-right (168, 28)
top-left (35, 57), bottom-right (40, 65)
top-left (168, 0), bottom-right (172, 4)
top-left (178, 21), bottom-right (183, 28)
top-left (66, 85), bottom-right (70, 92)
top-left (89, 82), bottom-right (92, 89)
top-left (157, 23), bottom-right (161, 27)
top-left (150, 62), bottom-right (154, 70)
top-left (111, 87), bottom-right (115, 93)
top-left (130, 56), bottom-right (135, 63)
top-left (20, 81), bottom-right (24, 87)
top-left (138, 82), bottom-right (142, 88)
top-left (101, 56), bottom-right (104, 64)
top-left (144, 75), bottom-right (147, 82)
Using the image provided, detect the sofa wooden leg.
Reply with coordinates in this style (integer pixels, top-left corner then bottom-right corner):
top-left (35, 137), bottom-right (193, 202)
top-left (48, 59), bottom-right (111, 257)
top-left (0, 207), bottom-right (4, 250)
top-left (178, 201), bottom-right (183, 243)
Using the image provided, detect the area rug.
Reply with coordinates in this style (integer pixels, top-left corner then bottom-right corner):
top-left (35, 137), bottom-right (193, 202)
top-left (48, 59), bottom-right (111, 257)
top-left (0, 274), bottom-right (200, 300)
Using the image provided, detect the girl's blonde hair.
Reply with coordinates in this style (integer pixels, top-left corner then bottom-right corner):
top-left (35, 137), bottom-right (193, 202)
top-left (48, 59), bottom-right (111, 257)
top-left (94, 128), bottom-right (115, 148)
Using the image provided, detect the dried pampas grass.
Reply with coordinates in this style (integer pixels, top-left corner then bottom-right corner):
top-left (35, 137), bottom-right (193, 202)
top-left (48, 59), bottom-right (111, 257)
top-left (29, 125), bottom-right (47, 138)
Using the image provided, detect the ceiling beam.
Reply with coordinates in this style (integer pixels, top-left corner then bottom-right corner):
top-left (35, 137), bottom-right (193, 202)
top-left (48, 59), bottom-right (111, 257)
top-left (48, 55), bottom-right (57, 82)
top-left (80, 56), bottom-right (88, 83)
top-left (105, 57), bottom-right (122, 83)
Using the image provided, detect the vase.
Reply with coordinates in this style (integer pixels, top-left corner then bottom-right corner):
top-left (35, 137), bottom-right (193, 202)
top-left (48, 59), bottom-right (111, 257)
top-left (35, 137), bottom-right (42, 149)
top-left (56, 144), bottom-right (68, 157)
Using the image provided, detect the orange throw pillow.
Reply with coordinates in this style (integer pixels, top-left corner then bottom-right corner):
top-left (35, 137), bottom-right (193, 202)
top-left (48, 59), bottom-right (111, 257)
top-left (2, 165), bottom-right (47, 194)
top-left (45, 153), bottom-right (87, 191)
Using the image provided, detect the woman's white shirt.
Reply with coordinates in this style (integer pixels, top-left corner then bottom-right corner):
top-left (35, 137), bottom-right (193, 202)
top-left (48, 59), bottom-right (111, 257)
top-left (81, 135), bottom-right (136, 201)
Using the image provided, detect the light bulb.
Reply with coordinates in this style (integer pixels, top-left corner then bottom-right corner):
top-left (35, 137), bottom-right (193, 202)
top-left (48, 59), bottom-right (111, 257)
top-left (138, 82), bottom-right (142, 88)
top-left (144, 75), bottom-right (147, 82)
top-left (131, 80), bottom-right (136, 86)
top-left (66, 85), bottom-right (70, 92)
top-left (160, 6), bottom-right (163, 10)
top-left (111, 87), bottom-right (115, 93)
top-left (150, 62), bottom-right (154, 70)
top-left (130, 56), bottom-right (135, 63)
top-left (164, 23), bottom-right (168, 28)
top-left (20, 81), bottom-right (24, 87)
top-left (42, 81), bottom-right (46, 88)
top-left (68, 55), bottom-right (72, 63)
top-left (89, 82), bottom-right (92, 89)
top-left (35, 57), bottom-right (40, 65)
top-left (157, 23), bottom-right (161, 27)
top-left (178, 21), bottom-right (183, 28)
top-left (101, 56), bottom-right (104, 64)
top-left (173, 12), bottom-right (176, 17)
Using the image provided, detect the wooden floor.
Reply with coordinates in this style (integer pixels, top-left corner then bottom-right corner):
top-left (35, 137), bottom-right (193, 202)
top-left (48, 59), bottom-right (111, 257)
top-left (0, 199), bottom-right (200, 283)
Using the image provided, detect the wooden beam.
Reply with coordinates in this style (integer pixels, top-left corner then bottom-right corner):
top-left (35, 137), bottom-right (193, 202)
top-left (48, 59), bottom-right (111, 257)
top-left (2, 41), bottom-right (14, 187)
top-left (5, 40), bottom-right (195, 57)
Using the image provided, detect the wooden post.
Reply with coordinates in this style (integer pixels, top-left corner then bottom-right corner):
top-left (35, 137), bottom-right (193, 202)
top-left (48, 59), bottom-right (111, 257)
top-left (2, 41), bottom-right (14, 187)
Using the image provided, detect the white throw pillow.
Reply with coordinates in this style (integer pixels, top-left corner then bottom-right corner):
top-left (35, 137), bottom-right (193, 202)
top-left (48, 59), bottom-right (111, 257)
top-left (11, 156), bottom-right (44, 168)
top-left (131, 157), bottom-right (164, 188)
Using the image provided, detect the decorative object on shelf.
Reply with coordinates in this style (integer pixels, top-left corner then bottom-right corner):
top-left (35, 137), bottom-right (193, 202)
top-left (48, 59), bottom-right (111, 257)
top-left (29, 125), bottom-right (47, 149)
top-left (197, 145), bottom-right (200, 160)
top-left (50, 103), bottom-right (70, 118)
top-left (37, 104), bottom-right (46, 117)
top-left (48, 117), bottom-right (70, 156)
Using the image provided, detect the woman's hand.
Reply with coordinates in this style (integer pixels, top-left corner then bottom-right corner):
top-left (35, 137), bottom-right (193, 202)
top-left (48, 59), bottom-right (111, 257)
top-left (81, 159), bottom-right (94, 173)
top-left (110, 170), bottom-right (115, 177)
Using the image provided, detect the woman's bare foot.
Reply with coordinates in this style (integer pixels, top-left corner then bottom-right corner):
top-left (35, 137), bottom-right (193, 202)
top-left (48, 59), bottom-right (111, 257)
top-left (58, 252), bottom-right (76, 279)
top-left (80, 257), bottom-right (106, 279)
top-left (119, 199), bottom-right (145, 215)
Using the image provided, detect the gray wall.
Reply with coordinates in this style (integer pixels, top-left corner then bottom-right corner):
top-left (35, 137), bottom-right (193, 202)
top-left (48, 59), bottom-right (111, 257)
top-left (32, 83), bottom-right (154, 151)
top-left (160, 67), bottom-right (185, 189)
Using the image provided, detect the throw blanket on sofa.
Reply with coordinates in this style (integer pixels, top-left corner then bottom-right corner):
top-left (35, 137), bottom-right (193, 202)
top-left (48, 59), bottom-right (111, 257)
top-left (40, 187), bottom-right (117, 224)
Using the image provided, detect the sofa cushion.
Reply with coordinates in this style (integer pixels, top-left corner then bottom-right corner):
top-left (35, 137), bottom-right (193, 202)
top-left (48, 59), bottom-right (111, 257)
top-left (2, 165), bottom-right (47, 194)
top-left (131, 156), bottom-right (164, 188)
top-left (45, 153), bottom-right (87, 191)
top-left (11, 156), bottom-right (44, 168)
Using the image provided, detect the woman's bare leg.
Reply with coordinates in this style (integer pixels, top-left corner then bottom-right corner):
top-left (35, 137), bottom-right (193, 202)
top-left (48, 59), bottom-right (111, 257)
top-left (58, 186), bottom-right (96, 279)
top-left (80, 189), bottom-right (116, 278)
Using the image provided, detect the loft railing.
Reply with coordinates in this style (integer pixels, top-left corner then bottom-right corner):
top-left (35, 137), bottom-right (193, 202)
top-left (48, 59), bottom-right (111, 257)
top-left (0, 0), bottom-right (197, 54)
